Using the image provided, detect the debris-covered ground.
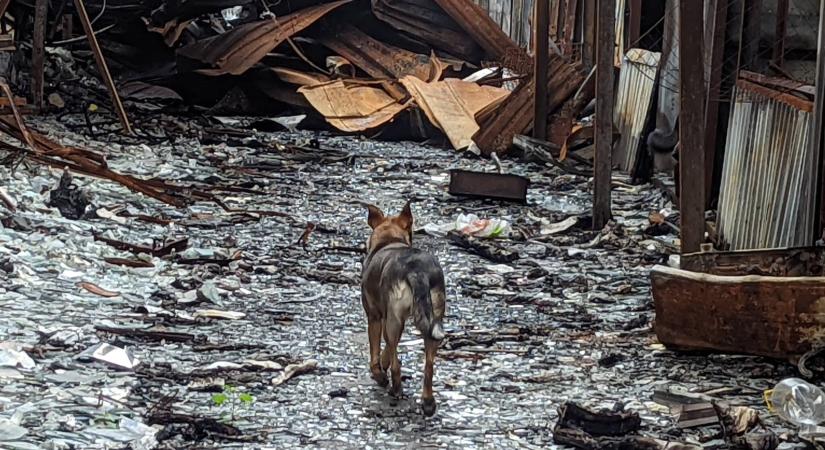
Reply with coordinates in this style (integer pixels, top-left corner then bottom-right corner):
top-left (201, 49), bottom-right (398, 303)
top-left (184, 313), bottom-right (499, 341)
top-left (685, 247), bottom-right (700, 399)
top-left (0, 114), bottom-right (810, 450)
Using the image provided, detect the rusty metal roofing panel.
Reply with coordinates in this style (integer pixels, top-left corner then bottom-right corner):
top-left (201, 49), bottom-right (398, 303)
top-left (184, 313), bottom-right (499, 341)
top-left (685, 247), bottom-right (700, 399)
top-left (176, 0), bottom-right (350, 76)
top-left (717, 81), bottom-right (818, 251)
top-left (433, 0), bottom-right (530, 71)
top-left (613, 49), bottom-right (661, 174)
top-left (371, 0), bottom-right (483, 61)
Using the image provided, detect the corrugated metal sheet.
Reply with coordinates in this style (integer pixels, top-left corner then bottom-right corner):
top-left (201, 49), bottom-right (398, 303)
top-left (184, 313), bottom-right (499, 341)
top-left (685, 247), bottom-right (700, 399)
top-left (472, 0), bottom-right (627, 60)
top-left (613, 49), bottom-right (661, 173)
top-left (717, 82), bottom-right (819, 250)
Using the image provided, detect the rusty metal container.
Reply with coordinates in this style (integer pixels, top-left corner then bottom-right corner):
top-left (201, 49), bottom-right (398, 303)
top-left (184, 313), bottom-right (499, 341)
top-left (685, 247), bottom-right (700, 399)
top-left (652, 248), bottom-right (825, 360)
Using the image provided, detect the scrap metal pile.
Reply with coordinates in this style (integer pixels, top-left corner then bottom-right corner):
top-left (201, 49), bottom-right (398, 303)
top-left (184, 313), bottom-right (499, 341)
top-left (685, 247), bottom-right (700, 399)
top-left (13, 0), bottom-right (591, 154)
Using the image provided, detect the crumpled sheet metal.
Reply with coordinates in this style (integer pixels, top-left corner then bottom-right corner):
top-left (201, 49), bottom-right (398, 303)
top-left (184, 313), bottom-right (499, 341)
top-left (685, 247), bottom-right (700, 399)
top-left (177, 0), bottom-right (350, 76)
top-left (371, 0), bottom-right (482, 62)
top-left (651, 264), bottom-right (825, 359)
top-left (298, 80), bottom-right (408, 132)
top-left (472, 54), bottom-right (583, 155)
top-left (433, 0), bottom-right (530, 71)
top-left (319, 25), bottom-right (437, 82)
top-left (400, 76), bottom-right (509, 150)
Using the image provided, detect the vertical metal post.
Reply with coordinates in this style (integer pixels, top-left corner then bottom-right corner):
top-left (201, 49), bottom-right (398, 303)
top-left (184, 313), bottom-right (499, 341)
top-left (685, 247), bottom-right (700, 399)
top-left (74, 0), bottom-right (133, 134)
top-left (32, 0), bottom-right (47, 109)
top-left (593, 0), bottom-right (615, 230)
top-left (703, 0), bottom-right (728, 208)
top-left (812, 0), bottom-right (825, 242)
top-left (679, 0), bottom-right (706, 253)
top-left (534, 0), bottom-right (550, 140)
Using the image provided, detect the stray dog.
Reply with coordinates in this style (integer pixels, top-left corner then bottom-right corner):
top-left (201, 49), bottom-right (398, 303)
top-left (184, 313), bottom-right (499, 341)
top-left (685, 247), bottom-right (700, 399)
top-left (360, 201), bottom-right (446, 416)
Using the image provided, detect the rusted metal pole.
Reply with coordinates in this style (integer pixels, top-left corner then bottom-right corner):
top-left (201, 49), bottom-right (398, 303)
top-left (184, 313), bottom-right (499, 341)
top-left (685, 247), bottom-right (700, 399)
top-left (772, 0), bottom-right (789, 69)
top-left (534, 0), bottom-right (550, 140)
top-left (813, 0), bottom-right (825, 242)
top-left (593, 0), bottom-right (615, 230)
top-left (32, 0), bottom-right (48, 109)
top-left (703, 0), bottom-right (728, 208)
top-left (73, 0), bottom-right (133, 134)
top-left (582, 0), bottom-right (596, 70)
top-left (628, 0), bottom-right (642, 47)
top-left (679, 0), bottom-right (706, 253)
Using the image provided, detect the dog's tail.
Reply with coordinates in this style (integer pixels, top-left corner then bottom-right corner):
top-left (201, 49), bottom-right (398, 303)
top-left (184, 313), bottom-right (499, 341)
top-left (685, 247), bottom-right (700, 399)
top-left (407, 273), bottom-right (445, 341)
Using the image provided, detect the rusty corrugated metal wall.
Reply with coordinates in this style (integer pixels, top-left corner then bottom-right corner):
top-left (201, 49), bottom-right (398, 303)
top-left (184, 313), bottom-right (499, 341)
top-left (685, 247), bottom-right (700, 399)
top-left (717, 84), bottom-right (819, 250)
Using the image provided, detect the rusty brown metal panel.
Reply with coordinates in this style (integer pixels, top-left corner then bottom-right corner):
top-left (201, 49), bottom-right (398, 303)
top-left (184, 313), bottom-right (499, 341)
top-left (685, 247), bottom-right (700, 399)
top-left (449, 170), bottom-right (529, 203)
top-left (373, 0), bottom-right (483, 61)
top-left (318, 25), bottom-right (432, 81)
top-left (433, 0), bottom-right (530, 70)
top-left (680, 247), bottom-right (825, 277)
top-left (652, 265), bottom-right (825, 359)
top-left (472, 55), bottom-right (582, 155)
top-left (177, 0), bottom-right (350, 76)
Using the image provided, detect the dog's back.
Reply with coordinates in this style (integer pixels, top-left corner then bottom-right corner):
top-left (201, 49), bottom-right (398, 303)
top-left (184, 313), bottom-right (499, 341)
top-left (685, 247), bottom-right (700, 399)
top-left (362, 245), bottom-right (446, 341)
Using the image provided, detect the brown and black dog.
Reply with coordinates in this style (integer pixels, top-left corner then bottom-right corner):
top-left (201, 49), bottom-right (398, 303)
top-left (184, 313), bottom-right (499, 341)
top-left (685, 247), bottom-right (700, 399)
top-left (361, 201), bottom-right (446, 416)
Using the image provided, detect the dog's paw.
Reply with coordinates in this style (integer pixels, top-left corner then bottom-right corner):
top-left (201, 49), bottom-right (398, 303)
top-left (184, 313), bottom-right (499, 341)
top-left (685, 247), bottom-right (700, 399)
top-left (371, 370), bottom-right (389, 387)
top-left (421, 397), bottom-right (437, 417)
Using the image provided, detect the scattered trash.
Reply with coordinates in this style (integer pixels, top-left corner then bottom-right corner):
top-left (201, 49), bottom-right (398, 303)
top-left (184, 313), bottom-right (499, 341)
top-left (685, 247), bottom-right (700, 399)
top-left (82, 343), bottom-right (140, 370)
top-left (541, 216), bottom-right (579, 235)
top-left (766, 378), bottom-right (825, 431)
top-left (424, 213), bottom-right (511, 239)
top-left (193, 309), bottom-right (246, 320)
top-left (47, 169), bottom-right (91, 220)
top-left (272, 360), bottom-right (318, 386)
top-left (0, 344), bottom-right (35, 370)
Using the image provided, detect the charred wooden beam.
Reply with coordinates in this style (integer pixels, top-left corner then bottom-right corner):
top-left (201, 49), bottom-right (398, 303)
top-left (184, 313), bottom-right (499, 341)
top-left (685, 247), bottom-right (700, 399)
top-left (534, 0), bottom-right (550, 140)
top-left (678, 1), bottom-right (706, 253)
top-left (593, 0), bottom-right (614, 229)
top-left (772, 0), bottom-right (789, 68)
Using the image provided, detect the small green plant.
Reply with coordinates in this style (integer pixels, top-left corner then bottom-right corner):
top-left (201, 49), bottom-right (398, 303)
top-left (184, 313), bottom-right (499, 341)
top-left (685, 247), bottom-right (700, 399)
top-left (211, 385), bottom-right (255, 422)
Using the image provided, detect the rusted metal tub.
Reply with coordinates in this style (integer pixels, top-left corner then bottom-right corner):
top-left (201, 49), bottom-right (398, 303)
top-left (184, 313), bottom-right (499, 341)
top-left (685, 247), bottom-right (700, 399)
top-left (651, 248), bottom-right (825, 360)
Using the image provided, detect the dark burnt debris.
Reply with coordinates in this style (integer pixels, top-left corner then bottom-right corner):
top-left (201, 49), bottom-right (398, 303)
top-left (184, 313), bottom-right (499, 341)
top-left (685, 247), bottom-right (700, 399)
top-left (0, 0), bottom-right (823, 449)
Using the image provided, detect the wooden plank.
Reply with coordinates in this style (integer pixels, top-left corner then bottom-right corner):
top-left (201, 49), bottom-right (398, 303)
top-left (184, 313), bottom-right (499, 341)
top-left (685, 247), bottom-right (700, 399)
top-left (679, 0), bottom-right (706, 253)
top-left (772, 0), bottom-right (789, 68)
top-left (73, 0), bottom-right (133, 134)
top-left (652, 265), bottom-right (825, 360)
top-left (32, 0), bottom-right (48, 110)
top-left (534, 0), bottom-right (550, 140)
top-left (627, 0), bottom-right (641, 47)
top-left (703, 0), bottom-right (727, 208)
top-left (593, 0), bottom-right (614, 230)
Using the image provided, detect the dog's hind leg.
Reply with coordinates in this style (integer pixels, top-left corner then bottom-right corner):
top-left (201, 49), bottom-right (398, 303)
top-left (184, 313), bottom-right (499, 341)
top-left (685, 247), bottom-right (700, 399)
top-left (421, 337), bottom-right (439, 416)
top-left (381, 317), bottom-right (404, 397)
top-left (367, 318), bottom-right (388, 387)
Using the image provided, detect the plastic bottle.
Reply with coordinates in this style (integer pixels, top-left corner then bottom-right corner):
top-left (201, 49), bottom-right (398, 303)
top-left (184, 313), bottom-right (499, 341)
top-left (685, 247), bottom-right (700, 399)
top-left (765, 378), bottom-right (825, 431)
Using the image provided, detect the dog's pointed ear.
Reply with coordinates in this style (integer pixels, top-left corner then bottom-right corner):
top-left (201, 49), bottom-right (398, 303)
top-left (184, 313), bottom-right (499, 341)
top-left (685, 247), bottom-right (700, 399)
top-left (366, 204), bottom-right (385, 229)
top-left (396, 200), bottom-right (413, 230)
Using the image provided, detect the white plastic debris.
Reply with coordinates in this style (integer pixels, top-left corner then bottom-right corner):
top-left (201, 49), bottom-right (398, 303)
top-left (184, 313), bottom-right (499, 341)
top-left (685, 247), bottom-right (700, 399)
top-left (221, 5), bottom-right (243, 21)
top-left (86, 417), bottom-right (158, 449)
top-left (422, 213), bottom-right (511, 239)
top-left (0, 344), bottom-right (35, 370)
top-left (193, 309), bottom-right (246, 320)
top-left (540, 216), bottom-right (579, 235)
top-left (0, 419), bottom-right (27, 441)
top-left (83, 343), bottom-right (140, 370)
